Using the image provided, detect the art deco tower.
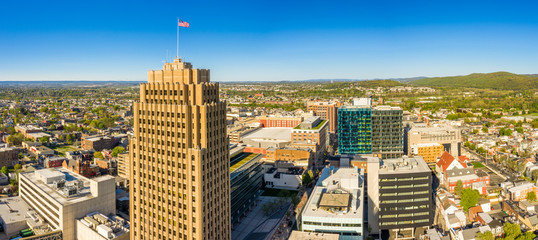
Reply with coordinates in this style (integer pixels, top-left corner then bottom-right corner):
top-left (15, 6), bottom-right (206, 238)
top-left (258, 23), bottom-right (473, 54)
top-left (130, 58), bottom-right (230, 240)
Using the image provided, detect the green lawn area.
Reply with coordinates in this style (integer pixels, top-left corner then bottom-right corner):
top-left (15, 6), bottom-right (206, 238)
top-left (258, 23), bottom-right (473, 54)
top-left (472, 161), bottom-right (485, 168)
top-left (52, 145), bottom-right (78, 155)
top-left (261, 188), bottom-right (299, 198)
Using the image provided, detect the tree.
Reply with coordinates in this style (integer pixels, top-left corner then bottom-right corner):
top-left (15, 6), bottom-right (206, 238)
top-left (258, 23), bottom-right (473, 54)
top-left (527, 191), bottom-right (537, 202)
top-left (66, 134), bottom-right (73, 144)
top-left (472, 129), bottom-right (479, 134)
top-left (111, 146), bottom-right (126, 157)
top-left (503, 222), bottom-right (522, 239)
top-left (1, 166), bottom-right (8, 175)
top-left (302, 172), bottom-right (312, 186)
top-left (291, 196), bottom-right (300, 206)
top-left (455, 180), bottom-right (464, 197)
top-left (460, 188), bottom-right (480, 211)
top-left (6, 133), bottom-right (24, 146)
top-left (94, 152), bottom-right (104, 159)
top-left (14, 164), bottom-right (22, 171)
top-left (482, 127), bottom-right (489, 133)
top-left (476, 231), bottom-right (494, 240)
top-left (532, 169), bottom-right (538, 180)
top-left (39, 136), bottom-right (50, 144)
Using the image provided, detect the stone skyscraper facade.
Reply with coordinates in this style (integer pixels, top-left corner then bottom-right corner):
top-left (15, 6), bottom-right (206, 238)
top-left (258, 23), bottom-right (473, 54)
top-left (130, 58), bottom-right (230, 240)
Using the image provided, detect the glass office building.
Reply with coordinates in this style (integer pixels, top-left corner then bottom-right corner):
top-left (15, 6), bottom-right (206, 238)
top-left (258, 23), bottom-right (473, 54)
top-left (230, 151), bottom-right (264, 225)
top-left (338, 104), bottom-right (403, 158)
top-left (338, 106), bottom-right (372, 155)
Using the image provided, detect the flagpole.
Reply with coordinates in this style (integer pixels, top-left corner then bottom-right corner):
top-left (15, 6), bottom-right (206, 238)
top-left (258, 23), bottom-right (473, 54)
top-left (176, 18), bottom-right (179, 59)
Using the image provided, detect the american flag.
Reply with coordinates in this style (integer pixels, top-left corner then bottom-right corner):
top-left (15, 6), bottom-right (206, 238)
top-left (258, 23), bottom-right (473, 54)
top-left (178, 19), bottom-right (189, 28)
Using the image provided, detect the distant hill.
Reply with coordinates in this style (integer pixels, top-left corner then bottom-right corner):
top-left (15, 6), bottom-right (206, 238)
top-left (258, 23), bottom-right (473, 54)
top-left (410, 72), bottom-right (538, 90)
top-left (354, 80), bottom-right (404, 88)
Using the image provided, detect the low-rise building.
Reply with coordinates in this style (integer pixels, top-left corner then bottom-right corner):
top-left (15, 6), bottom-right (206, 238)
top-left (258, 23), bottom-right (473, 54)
top-left (241, 127), bottom-right (292, 149)
top-left (257, 116), bottom-right (304, 128)
top-left (19, 168), bottom-right (116, 240)
top-left (75, 212), bottom-right (129, 240)
top-left (29, 145), bottom-right (54, 158)
top-left (265, 147), bottom-right (314, 168)
top-left (445, 168), bottom-right (490, 194)
top-left (289, 231), bottom-right (340, 240)
top-left (301, 166), bottom-right (364, 239)
top-left (82, 135), bottom-right (115, 151)
top-left (44, 156), bottom-right (67, 168)
top-left (15, 125), bottom-right (42, 135)
top-left (63, 159), bottom-right (99, 178)
top-left (264, 167), bottom-right (303, 190)
top-left (0, 147), bottom-right (19, 168)
top-left (507, 182), bottom-right (538, 201)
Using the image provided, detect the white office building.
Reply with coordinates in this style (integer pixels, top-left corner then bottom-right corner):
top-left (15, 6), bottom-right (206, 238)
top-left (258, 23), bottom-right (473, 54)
top-left (19, 168), bottom-right (116, 240)
top-left (301, 166), bottom-right (364, 240)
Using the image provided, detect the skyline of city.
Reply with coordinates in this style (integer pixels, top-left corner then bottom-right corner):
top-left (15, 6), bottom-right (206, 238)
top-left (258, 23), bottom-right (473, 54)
top-left (3, 2), bottom-right (538, 240)
top-left (2, 0), bottom-right (538, 81)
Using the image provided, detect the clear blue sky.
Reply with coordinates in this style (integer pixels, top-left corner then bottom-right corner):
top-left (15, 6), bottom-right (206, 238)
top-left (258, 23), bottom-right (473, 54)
top-left (1, 0), bottom-right (538, 81)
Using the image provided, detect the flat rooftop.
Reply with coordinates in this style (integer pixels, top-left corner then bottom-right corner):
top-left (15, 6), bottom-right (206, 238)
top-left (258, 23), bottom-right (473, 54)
top-left (0, 197), bottom-right (31, 225)
top-left (293, 119), bottom-right (327, 130)
top-left (319, 193), bottom-right (350, 208)
top-left (302, 167), bottom-right (364, 219)
top-left (20, 168), bottom-right (114, 206)
top-left (379, 156), bottom-right (430, 174)
top-left (78, 212), bottom-right (129, 240)
top-left (230, 152), bottom-right (262, 173)
top-left (289, 231), bottom-right (339, 240)
top-left (373, 105), bottom-right (402, 111)
top-left (241, 127), bottom-right (292, 142)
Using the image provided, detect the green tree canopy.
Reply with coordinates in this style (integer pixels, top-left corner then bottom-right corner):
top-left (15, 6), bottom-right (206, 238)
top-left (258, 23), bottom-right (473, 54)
top-left (503, 222), bottom-right (522, 239)
top-left (6, 133), bottom-right (24, 146)
top-left (1, 166), bottom-right (8, 175)
top-left (455, 180), bottom-right (464, 197)
top-left (476, 231), bottom-right (494, 240)
top-left (460, 188), bottom-right (480, 211)
top-left (66, 134), bottom-right (73, 144)
top-left (302, 172), bottom-right (312, 186)
top-left (111, 146), bottom-right (126, 157)
top-left (527, 191), bottom-right (537, 202)
top-left (94, 151), bottom-right (104, 159)
top-left (14, 164), bottom-right (22, 170)
top-left (39, 136), bottom-right (50, 144)
top-left (532, 169), bottom-right (538, 180)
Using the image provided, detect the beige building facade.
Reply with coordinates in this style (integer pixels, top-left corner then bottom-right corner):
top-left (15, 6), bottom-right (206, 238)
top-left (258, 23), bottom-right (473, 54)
top-left (130, 58), bottom-right (230, 240)
top-left (407, 124), bottom-right (462, 157)
top-left (19, 168), bottom-right (116, 240)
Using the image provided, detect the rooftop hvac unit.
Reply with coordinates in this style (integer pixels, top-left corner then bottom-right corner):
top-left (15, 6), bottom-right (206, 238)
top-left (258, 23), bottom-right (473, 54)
top-left (53, 180), bottom-right (65, 188)
top-left (84, 216), bottom-right (99, 228)
top-left (94, 214), bottom-right (109, 224)
top-left (77, 179), bottom-right (84, 190)
top-left (62, 185), bottom-right (78, 197)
